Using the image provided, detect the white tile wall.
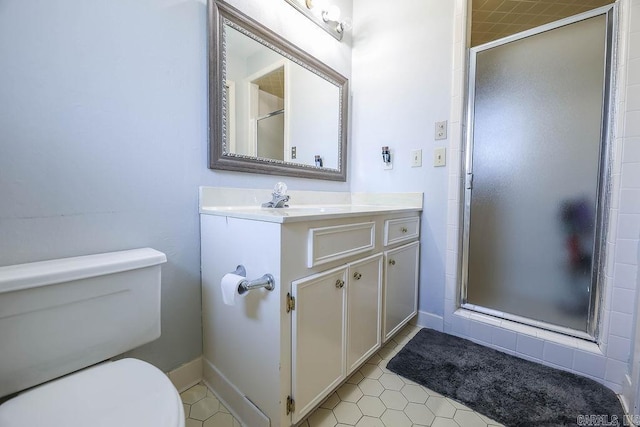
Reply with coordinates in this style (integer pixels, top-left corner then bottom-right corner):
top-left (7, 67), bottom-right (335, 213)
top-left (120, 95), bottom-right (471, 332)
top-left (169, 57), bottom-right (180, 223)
top-left (625, 137), bottom-right (640, 161)
top-left (573, 350), bottom-right (607, 378)
top-left (618, 214), bottom-right (640, 239)
top-left (542, 342), bottom-right (575, 369)
top-left (432, 0), bottom-right (640, 400)
top-left (608, 335), bottom-right (632, 362)
top-left (468, 320), bottom-right (494, 345)
top-left (491, 328), bottom-right (517, 352)
top-left (626, 112), bottom-right (640, 136)
top-left (629, 59), bottom-right (640, 85)
top-left (619, 189), bottom-right (640, 213)
top-left (606, 359), bottom-right (629, 383)
top-left (612, 287), bottom-right (636, 315)
top-left (515, 335), bottom-right (545, 360)
top-left (609, 311), bottom-right (634, 338)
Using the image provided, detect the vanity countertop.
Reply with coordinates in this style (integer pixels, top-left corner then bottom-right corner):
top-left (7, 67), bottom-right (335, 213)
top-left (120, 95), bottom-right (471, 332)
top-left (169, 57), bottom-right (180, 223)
top-left (199, 187), bottom-right (423, 224)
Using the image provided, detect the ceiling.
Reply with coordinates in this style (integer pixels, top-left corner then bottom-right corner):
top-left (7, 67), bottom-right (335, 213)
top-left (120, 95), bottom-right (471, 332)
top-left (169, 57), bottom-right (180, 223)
top-left (253, 67), bottom-right (285, 99)
top-left (471, 0), bottom-right (614, 46)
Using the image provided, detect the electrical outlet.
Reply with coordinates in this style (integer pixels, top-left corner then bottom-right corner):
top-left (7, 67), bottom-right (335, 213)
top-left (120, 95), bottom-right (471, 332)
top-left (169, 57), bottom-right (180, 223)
top-left (291, 146), bottom-right (297, 159)
top-left (383, 161), bottom-right (393, 170)
top-left (435, 121), bottom-right (447, 140)
top-left (410, 149), bottom-right (422, 167)
top-left (434, 147), bottom-right (446, 167)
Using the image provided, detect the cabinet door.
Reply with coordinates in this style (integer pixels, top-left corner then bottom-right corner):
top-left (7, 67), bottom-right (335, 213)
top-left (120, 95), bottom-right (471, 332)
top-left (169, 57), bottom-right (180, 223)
top-left (347, 254), bottom-right (383, 374)
top-left (383, 241), bottom-right (419, 342)
top-left (291, 266), bottom-right (347, 424)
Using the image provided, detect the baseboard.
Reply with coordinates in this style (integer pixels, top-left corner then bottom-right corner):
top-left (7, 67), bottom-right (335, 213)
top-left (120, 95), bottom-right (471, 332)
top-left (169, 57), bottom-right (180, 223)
top-left (203, 357), bottom-right (270, 427)
top-left (167, 356), bottom-right (203, 393)
top-left (416, 310), bottom-right (444, 331)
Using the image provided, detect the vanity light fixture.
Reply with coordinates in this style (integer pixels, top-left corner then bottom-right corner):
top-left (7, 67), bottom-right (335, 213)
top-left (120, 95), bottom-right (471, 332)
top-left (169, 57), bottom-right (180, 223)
top-left (284, 0), bottom-right (352, 41)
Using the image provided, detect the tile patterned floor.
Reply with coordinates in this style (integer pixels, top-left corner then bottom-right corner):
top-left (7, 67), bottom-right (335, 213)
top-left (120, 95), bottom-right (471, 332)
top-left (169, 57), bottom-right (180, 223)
top-left (181, 384), bottom-right (241, 427)
top-left (182, 324), bottom-right (503, 427)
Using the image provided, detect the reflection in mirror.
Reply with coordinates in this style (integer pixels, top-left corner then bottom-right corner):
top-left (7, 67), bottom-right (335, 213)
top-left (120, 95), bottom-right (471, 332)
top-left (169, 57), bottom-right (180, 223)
top-left (209, 1), bottom-right (348, 181)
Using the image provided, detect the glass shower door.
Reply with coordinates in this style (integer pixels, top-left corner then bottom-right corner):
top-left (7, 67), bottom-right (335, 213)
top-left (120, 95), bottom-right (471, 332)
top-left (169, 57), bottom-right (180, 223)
top-left (462, 8), bottom-right (615, 338)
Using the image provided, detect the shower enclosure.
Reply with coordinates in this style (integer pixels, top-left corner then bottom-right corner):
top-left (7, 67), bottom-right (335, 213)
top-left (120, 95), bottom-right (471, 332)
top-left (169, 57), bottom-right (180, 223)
top-left (461, 5), bottom-right (616, 340)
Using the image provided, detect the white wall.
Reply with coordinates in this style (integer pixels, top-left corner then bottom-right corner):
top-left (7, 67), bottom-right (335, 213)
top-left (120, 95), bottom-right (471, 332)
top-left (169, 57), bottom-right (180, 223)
top-left (350, 0), bottom-right (455, 323)
top-left (0, 0), bottom-right (352, 372)
top-left (288, 62), bottom-right (341, 168)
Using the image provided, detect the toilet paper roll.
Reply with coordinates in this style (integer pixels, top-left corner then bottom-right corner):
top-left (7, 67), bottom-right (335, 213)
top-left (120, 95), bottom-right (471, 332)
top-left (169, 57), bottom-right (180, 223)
top-left (221, 273), bottom-right (245, 306)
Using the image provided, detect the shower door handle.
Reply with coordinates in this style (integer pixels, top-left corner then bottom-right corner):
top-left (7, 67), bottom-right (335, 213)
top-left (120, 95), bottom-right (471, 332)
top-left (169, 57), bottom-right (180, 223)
top-left (465, 173), bottom-right (474, 190)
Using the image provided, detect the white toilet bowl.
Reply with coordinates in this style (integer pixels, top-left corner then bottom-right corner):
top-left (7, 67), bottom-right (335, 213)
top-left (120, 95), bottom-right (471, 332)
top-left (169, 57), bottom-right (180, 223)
top-left (0, 358), bottom-right (184, 427)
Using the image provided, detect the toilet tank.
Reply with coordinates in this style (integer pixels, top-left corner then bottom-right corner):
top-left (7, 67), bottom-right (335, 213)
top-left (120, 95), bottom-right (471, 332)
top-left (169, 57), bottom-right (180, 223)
top-left (0, 248), bottom-right (167, 398)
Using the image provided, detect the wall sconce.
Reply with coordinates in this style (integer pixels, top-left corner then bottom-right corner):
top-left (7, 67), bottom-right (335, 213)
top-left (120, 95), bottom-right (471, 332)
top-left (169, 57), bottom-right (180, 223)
top-left (284, 0), bottom-right (352, 41)
top-left (382, 146), bottom-right (392, 170)
top-left (382, 146), bottom-right (391, 164)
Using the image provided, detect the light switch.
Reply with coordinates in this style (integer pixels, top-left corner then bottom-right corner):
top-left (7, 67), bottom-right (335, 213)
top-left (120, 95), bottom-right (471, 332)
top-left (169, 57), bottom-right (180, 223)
top-left (411, 149), bottom-right (422, 167)
top-left (434, 147), bottom-right (446, 167)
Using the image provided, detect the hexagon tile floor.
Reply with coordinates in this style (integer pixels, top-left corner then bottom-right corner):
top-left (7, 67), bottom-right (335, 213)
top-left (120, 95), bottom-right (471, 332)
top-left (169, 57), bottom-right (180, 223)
top-left (181, 324), bottom-right (504, 427)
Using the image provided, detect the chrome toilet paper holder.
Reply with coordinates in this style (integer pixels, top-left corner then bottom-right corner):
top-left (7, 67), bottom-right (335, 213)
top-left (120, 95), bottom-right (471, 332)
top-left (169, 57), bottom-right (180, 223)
top-left (231, 265), bottom-right (275, 295)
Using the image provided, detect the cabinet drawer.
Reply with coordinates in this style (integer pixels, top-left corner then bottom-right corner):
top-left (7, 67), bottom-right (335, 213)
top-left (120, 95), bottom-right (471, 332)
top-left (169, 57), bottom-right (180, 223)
top-left (384, 217), bottom-right (420, 246)
top-left (307, 222), bottom-right (375, 268)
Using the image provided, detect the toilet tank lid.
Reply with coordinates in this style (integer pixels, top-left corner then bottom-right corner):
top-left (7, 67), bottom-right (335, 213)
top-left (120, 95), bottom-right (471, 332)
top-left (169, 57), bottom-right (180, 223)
top-left (0, 248), bottom-right (167, 294)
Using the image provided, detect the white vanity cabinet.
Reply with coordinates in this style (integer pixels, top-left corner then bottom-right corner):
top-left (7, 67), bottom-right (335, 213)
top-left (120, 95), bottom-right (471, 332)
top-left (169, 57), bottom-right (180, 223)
top-left (291, 254), bottom-right (382, 423)
top-left (383, 241), bottom-right (420, 342)
top-left (346, 254), bottom-right (383, 373)
top-left (291, 266), bottom-right (347, 422)
top-left (199, 188), bottom-right (422, 427)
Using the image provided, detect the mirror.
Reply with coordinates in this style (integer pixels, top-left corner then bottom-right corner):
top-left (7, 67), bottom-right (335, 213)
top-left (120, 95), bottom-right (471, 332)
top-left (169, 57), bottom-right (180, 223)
top-left (208, 1), bottom-right (349, 181)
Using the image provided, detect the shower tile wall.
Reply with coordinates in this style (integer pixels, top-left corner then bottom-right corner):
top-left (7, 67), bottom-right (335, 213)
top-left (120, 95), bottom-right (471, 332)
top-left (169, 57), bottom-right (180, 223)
top-left (441, 0), bottom-right (640, 397)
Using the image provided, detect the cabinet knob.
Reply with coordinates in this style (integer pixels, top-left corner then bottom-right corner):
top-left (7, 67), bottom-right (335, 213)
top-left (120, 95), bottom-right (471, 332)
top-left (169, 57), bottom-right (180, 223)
top-left (401, 227), bottom-right (408, 233)
top-left (353, 272), bottom-right (362, 280)
top-left (389, 259), bottom-right (396, 266)
top-left (335, 279), bottom-right (345, 288)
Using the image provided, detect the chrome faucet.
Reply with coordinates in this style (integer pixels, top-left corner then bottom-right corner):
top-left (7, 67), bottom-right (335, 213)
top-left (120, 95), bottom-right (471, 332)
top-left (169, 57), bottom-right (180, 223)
top-left (261, 182), bottom-right (290, 208)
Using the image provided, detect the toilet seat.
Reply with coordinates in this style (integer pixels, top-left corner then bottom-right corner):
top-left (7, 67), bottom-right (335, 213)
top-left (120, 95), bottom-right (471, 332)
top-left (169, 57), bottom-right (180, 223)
top-left (0, 358), bottom-right (184, 427)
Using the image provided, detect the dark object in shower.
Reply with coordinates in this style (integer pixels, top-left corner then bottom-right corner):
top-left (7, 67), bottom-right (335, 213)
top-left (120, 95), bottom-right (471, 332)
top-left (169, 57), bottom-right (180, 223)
top-left (560, 198), bottom-right (593, 274)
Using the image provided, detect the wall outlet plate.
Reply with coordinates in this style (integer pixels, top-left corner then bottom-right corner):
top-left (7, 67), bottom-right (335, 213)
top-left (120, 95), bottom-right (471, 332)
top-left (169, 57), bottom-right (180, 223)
top-left (435, 121), bottom-right (447, 140)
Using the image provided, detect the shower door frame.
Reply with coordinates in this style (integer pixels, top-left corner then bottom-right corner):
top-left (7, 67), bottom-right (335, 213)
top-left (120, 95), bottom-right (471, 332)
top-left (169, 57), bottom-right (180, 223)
top-left (460, 4), bottom-right (618, 341)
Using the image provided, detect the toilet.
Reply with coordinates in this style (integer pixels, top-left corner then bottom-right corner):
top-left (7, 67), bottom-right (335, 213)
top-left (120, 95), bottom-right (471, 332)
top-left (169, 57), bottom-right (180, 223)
top-left (0, 248), bottom-right (184, 427)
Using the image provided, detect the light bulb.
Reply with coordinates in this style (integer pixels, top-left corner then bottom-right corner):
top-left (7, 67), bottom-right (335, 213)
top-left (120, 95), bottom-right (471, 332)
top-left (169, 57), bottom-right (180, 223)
top-left (323, 5), bottom-right (341, 22)
top-left (337, 17), bottom-right (352, 33)
top-left (309, 0), bottom-right (328, 18)
top-left (311, 0), bottom-right (328, 11)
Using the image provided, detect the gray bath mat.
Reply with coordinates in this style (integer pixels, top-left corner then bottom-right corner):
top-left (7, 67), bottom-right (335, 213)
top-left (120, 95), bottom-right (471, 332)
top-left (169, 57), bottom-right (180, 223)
top-left (387, 328), bottom-right (625, 427)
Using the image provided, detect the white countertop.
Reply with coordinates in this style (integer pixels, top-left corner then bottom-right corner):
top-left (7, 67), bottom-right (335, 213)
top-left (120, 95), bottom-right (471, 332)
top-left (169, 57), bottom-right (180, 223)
top-left (199, 187), bottom-right (423, 224)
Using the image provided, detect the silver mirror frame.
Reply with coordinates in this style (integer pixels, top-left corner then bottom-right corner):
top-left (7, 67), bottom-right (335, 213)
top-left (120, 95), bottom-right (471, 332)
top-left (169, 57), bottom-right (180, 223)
top-left (208, 0), bottom-right (349, 181)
